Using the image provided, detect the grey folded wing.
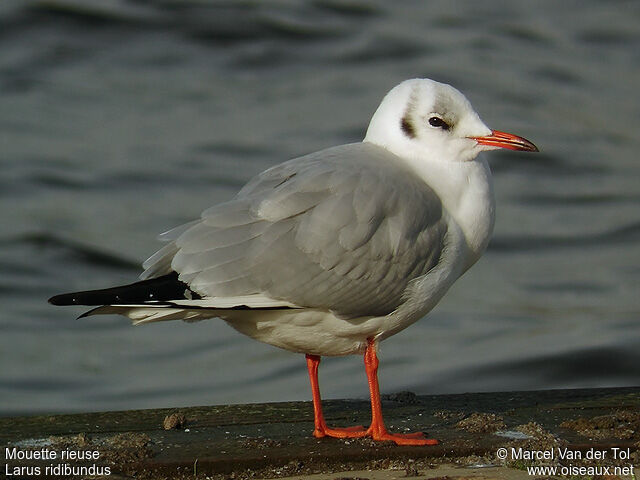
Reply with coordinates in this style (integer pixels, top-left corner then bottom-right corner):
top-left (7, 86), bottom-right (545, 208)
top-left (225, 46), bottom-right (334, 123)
top-left (142, 142), bottom-right (448, 318)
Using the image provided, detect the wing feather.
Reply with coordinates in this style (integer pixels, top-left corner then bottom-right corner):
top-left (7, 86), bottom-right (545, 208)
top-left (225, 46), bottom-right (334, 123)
top-left (142, 143), bottom-right (447, 318)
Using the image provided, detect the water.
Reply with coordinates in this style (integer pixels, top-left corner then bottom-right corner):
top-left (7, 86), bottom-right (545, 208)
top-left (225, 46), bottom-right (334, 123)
top-left (1, 0), bottom-right (639, 416)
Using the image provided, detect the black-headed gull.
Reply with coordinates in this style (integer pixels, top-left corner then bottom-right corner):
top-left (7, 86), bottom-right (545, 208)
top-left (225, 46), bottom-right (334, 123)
top-left (50, 78), bottom-right (538, 445)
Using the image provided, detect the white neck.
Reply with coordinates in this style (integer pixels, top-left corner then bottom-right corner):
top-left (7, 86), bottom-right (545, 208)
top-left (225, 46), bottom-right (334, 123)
top-left (376, 146), bottom-right (496, 269)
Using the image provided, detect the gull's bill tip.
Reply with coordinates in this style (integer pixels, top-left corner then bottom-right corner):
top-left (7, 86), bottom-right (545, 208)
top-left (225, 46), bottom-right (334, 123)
top-left (471, 129), bottom-right (539, 152)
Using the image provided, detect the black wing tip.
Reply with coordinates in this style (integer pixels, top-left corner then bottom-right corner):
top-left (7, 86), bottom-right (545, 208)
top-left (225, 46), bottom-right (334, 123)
top-left (49, 293), bottom-right (78, 306)
top-left (48, 272), bottom-right (200, 308)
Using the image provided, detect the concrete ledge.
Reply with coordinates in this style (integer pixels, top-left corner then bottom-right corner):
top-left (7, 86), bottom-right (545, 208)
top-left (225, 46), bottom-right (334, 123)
top-left (2, 387), bottom-right (639, 479)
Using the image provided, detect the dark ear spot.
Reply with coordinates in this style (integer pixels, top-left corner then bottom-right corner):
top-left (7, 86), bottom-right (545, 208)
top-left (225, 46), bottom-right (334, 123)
top-left (401, 115), bottom-right (416, 138)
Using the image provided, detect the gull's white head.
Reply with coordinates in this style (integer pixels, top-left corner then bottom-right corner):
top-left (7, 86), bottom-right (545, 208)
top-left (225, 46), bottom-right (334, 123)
top-left (364, 78), bottom-right (537, 163)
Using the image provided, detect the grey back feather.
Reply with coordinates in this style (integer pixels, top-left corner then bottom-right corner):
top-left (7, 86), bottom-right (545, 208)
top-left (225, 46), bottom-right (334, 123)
top-left (142, 143), bottom-right (447, 318)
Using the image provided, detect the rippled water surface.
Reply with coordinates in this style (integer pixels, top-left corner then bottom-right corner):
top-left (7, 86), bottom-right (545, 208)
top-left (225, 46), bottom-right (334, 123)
top-left (1, 0), bottom-right (639, 415)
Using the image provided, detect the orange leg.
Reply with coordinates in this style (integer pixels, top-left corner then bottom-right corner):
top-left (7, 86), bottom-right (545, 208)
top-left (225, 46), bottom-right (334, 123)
top-left (305, 339), bottom-right (438, 446)
top-left (361, 338), bottom-right (438, 445)
top-left (306, 354), bottom-right (367, 438)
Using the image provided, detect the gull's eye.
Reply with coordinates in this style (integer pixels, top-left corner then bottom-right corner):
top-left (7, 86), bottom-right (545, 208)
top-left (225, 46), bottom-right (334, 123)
top-left (428, 116), bottom-right (450, 130)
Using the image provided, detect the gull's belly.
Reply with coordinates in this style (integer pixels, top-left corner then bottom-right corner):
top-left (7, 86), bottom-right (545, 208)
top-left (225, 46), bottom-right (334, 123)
top-left (220, 269), bottom-right (461, 357)
top-left (222, 309), bottom-right (382, 356)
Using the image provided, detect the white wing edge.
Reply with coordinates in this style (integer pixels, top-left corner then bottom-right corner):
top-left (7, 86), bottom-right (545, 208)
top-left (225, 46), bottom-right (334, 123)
top-left (78, 295), bottom-right (302, 324)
